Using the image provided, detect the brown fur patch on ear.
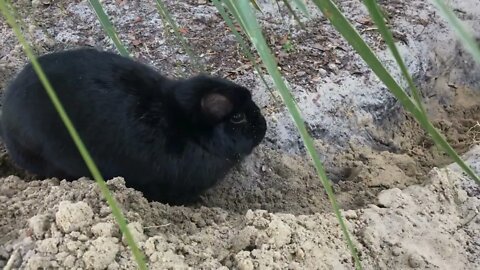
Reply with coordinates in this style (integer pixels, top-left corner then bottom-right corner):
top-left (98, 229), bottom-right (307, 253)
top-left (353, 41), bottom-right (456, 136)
top-left (201, 93), bottom-right (233, 121)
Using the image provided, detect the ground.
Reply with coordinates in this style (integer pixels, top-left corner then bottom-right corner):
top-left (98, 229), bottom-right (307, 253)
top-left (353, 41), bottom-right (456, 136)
top-left (0, 0), bottom-right (479, 269)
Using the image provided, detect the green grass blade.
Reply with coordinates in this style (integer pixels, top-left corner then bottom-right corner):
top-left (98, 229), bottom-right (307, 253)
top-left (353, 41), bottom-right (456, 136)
top-left (431, 0), bottom-right (480, 64)
top-left (363, 0), bottom-right (426, 115)
top-left (0, 2), bottom-right (147, 269)
top-left (223, 0), bottom-right (291, 102)
top-left (154, 0), bottom-right (205, 73)
top-left (250, 0), bottom-right (262, 12)
top-left (224, 0), bottom-right (251, 39)
top-left (310, 0), bottom-right (480, 185)
top-left (212, 0), bottom-right (278, 101)
top-left (87, 0), bottom-right (130, 57)
top-left (226, 1), bottom-right (363, 269)
top-left (290, 0), bottom-right (310, 17)
top-left (281, 0), bottom-right (306, 29)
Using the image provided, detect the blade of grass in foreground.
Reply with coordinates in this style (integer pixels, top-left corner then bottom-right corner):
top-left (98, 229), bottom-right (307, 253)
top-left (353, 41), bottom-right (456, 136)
top-left (281, 0), bottom-right (305, 29)
top-left (431, 0), bottom-right (480, 65)
top-left (212, 0), bottom-right (278, 102)
top-left (0, 2), bottom-right (147, 269)
top-left (363, 0), bottom-right (426, 115)
top-left (154, 0), bottom-right (204, 73)
top-left (223, 1), bottom-right (250, 39)
top-left (310, 0), bottom-right (480, 185)
top-left (87, 0), bottom-right (130, 57)
top-left (290, 0), bottom-right (310, 17)
top-left (249, 0), bottom-right (262, 12)
top-left (226, 1), bottom-right (363, 269)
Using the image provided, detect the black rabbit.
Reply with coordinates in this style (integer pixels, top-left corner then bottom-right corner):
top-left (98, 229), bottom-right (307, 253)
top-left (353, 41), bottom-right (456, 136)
top-left (0, 48), bottom-right (267, 204)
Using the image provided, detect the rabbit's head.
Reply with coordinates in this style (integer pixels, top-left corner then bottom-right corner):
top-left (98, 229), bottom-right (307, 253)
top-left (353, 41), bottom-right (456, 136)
top-left (172, 75), bottom-right (267, 161)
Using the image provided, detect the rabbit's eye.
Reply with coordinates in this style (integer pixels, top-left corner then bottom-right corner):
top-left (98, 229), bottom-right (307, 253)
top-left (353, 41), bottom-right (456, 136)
top-left (230, 112), bottom-right (247, 124)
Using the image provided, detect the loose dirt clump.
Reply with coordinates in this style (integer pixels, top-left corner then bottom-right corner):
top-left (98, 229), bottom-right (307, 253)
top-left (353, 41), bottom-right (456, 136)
top-left (1, 152), bottom-right (479, 269)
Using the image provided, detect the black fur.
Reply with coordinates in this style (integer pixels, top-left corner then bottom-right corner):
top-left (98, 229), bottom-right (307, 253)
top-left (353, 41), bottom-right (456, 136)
top-left (0, 48), bottom-right (267, 204)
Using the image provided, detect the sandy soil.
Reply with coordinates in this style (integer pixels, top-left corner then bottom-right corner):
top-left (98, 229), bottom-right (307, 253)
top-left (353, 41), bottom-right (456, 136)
top-left (0, 0), bottom-right (479, 269)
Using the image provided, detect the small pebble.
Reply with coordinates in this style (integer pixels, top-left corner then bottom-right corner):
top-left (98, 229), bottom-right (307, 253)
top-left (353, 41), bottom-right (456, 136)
top-left (343, 210), bottom-right (358, 219)
top-left (28, 214), bottom-right (50, 238)
top-left (55, 201), bottom-right (93, 233)
top-left (408, 253), bottom-right (424, 268)
top-left (83, 237), bottom-right (119, 270)
top-left (91, 222), bottom-right (117, 237)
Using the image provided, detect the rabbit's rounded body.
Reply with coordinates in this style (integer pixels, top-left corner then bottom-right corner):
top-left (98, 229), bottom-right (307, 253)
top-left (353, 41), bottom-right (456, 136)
top-left (1, 48), bottom-right (266, 204)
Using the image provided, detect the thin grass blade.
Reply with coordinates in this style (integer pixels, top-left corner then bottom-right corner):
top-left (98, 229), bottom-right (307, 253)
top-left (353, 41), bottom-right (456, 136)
top-left (363, 0), bottom-right (426, 114)
top-left (281, 0), bottom-right (305, 29)
top-left (154, 0), bottom-right (204, 73)
top-left (224, 1), bottom-right (251, 39)
top-left (310, 0), bottom-right (480, 184)
top-left (212, 0), bottom-right (277, 101)
top-left (225, 1), bottom-right (363, 269)
top-left (87, 0), bottom-right (129, 57)
top-left (0, 2), bottom-right (147, 269)
top-left (290, 0), bottom-right (310, 17)
top-left (431, 0), bottom-right (480, 64)
top-left (250, 0), bottom-right (262, 12)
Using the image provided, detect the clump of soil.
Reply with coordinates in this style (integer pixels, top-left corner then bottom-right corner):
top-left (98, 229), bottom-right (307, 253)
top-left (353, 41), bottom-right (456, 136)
top-left (1, 150), bottom-right (479, 269)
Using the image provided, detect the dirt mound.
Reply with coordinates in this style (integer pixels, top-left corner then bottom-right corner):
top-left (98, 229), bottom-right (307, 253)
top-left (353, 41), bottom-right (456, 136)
top-left (1, 147), bottom-right (479, 269)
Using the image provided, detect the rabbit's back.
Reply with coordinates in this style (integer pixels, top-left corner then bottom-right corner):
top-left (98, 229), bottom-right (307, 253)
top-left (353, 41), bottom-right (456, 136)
top-left (0, 48), bottom-right (266, 204)
top-left (1, 49), bottom-right (164, 178)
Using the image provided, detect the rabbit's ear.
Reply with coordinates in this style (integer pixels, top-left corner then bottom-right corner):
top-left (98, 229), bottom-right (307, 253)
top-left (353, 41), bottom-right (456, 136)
top-left (201, 93), bottom-right (233, 121)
